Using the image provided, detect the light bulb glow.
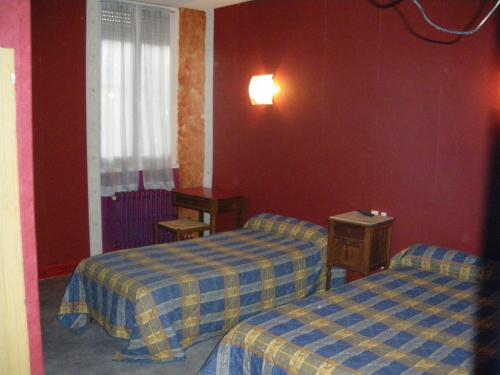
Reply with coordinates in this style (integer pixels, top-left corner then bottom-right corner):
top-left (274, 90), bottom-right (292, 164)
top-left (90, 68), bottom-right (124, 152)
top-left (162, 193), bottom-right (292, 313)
top-left (249, 74), bottom-right (276, 105)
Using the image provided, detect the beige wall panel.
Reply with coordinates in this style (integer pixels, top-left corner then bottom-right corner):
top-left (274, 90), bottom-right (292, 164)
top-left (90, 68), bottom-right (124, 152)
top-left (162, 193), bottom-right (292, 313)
top-left (178, 8), bottom-right (206, 189)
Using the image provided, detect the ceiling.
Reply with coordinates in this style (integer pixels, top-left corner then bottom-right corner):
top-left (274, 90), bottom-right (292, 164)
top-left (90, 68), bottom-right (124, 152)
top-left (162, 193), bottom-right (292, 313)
top-left (141, 0), bottom-right (252, 10)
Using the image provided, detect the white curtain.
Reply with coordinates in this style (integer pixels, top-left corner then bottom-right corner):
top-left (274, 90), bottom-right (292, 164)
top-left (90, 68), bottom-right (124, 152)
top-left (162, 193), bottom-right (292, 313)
top-left (99, 0), bottom-right (174, 197)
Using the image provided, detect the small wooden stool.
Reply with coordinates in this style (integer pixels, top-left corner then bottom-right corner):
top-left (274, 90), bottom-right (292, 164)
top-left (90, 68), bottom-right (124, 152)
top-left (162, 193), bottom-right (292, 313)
top-left (155, 219), bottom-right (210, 243)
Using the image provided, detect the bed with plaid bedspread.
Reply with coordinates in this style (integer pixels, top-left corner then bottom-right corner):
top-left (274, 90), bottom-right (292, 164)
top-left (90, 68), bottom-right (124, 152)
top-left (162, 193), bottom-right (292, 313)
top-left (58, 214), bottom-right (344, 362)
top-left (199, 244), bottom-right (500, 374)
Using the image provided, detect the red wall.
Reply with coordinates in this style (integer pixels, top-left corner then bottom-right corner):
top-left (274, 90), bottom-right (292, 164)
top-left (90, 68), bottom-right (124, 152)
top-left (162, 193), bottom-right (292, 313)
top-left (32, 0), bottom-right (90, 274)
top-left (214, 0), bottom-right (499, 256)
top-left (0, 0), bottom-right (44, 372)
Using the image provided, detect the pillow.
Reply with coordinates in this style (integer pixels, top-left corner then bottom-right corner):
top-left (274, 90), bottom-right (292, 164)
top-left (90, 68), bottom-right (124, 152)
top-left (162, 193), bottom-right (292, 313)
top-left (244, 213), bottom-right (328, 250)
top-left (390, 243), bottom-right (498, 282)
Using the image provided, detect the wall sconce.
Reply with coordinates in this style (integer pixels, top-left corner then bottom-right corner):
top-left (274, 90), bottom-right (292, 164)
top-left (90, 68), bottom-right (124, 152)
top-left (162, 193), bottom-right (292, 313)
top-left (248, 74), bottom-right (279, 105)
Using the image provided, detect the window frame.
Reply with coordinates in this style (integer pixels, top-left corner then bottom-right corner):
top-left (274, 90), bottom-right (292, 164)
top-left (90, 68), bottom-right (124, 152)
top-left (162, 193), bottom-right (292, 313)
top-left (168, 7), bottom-right (179, 168)
top-left (99, 2), bottom-right (179, 169)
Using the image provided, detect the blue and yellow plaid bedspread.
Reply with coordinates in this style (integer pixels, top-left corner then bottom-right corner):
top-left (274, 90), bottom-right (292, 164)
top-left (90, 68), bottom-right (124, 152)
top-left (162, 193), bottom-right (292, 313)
top-left (58, 214), bottom-right (335, 362)
top-left (200, 258), bottom-right (500, 374)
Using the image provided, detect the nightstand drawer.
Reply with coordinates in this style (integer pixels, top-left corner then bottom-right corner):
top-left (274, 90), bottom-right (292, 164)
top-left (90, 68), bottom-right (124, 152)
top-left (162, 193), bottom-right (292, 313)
top-left (332, 238), bottom-right (363, 267)
top-left (334, 223), bottom-right (364, 240)
top-left (334, 236), bottom-right (363, 248)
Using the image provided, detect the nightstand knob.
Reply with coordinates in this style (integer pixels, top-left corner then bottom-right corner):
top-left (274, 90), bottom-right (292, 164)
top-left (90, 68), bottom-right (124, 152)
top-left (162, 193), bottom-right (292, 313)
top-left (346, 238), bottom-right (359, 247)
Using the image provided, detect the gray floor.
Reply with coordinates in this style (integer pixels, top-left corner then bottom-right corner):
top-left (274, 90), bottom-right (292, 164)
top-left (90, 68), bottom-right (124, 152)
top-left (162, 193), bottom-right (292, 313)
top-left (40, 277), bottom-right (222, 375)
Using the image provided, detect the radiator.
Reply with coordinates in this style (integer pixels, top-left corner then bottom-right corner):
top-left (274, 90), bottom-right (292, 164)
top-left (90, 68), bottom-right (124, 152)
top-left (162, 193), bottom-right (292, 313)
top-left (102, 189), bottom-right (174, 252)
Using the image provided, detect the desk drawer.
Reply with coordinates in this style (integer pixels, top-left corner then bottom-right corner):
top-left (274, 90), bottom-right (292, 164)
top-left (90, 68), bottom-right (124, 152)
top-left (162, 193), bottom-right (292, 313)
top-left (173, 194), bottom-right (211, 211)
top-left (218, 197), bottom-right (242, 212)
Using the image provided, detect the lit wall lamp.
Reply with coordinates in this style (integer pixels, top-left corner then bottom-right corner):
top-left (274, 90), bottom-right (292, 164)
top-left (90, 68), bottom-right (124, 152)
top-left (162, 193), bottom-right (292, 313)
top-left (248, 74), bottom-right (279, 105)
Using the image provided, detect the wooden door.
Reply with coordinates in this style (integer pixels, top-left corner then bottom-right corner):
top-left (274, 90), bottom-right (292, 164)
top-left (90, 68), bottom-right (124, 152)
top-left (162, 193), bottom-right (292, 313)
top-left (0, 47), bottom-right (32, 375)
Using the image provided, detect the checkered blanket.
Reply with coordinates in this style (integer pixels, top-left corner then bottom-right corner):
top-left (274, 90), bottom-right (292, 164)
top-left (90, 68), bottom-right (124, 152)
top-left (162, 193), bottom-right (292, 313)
top-left (200, 245), bottom-right (500, 374)
top-left (58, 214), bottom-right (344, 362)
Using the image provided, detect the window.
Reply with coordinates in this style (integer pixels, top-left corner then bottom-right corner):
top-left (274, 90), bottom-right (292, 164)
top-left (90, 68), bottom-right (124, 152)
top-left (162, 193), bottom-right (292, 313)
top-left (99, 0), bottom-right (178, 196)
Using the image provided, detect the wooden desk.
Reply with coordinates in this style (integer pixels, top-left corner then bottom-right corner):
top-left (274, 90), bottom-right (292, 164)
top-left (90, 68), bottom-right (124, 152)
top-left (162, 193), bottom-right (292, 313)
top-left (172, 187), bottom-right (244, 234)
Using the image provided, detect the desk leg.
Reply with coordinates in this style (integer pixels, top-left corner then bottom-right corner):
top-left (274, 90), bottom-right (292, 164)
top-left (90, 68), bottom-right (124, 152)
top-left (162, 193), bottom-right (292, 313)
top-left (210, 214), bottom-right (216, 234)
top-left (237, 198), bottom-right (245, 228)
top-left (155, 224), bottom-right (160, 244)
top-left (237, 206), bottom-right (244, 228)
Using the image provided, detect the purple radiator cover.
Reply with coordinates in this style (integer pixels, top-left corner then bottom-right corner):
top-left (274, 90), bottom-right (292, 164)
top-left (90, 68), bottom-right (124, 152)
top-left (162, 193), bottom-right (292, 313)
top-left (101, 169), bottom-right (179, 252)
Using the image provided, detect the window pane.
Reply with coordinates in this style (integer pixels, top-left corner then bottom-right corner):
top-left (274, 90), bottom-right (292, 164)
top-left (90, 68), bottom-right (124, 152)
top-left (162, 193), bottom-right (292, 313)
top-left (99, 0), bottom-right (175, 192)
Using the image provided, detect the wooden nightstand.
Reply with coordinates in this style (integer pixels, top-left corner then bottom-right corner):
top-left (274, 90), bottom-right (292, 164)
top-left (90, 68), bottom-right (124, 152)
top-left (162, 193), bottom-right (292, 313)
top-left (326, 211), bottom-right (394, 289)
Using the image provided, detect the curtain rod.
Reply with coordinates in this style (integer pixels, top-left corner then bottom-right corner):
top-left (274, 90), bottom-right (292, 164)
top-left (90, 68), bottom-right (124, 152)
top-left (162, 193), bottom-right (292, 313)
top-left (110, 0), bottom-right (179, 12)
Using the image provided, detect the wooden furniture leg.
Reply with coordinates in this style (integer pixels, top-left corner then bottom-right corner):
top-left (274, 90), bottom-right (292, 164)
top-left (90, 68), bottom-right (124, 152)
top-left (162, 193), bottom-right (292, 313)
top-left (154, 223), bottom-right (160, 244)
top-left (237, 206), bottom-right (244, 228)
top-left (210, 214), bottom-right (216, 234)
top-left (198, 210), bottom-right (205, 238)
top-left (325, 221), bottom-right (335, 290)
top-left (173, 201), bottom-right (179, 219)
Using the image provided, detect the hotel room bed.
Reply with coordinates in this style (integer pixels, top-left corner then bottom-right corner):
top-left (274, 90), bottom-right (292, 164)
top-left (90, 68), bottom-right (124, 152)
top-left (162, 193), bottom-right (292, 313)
top-left (199, 244), bottom-right (500, 375)
top-left (58, 213), bottom-right (345, 362)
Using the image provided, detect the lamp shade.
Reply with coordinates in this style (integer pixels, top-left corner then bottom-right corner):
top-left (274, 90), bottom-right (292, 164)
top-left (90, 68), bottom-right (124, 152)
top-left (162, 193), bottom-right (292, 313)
top-left (248, 74), bottom-right (276, 105)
